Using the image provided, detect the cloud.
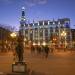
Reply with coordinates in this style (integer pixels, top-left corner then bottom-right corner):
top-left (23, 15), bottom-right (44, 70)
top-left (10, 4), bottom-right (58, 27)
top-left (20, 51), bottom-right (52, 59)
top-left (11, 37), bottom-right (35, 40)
top-left (0, 0), bottom-right (13, 4)
top-left (25, 0), bottom-right (36, 7)
top-left (25, 0), bottom-right (48, 7)
top-left (38, 0), bottom-right (48, 4)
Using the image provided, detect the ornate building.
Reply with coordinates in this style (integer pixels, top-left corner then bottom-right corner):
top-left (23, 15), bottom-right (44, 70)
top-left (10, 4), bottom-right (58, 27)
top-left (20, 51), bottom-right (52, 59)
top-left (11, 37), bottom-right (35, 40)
top-left (71, 29), bottom-right (75, 47)
top-left (0, 25), bottom-right (12, 51)
top-left (20, 7), bottom-right (72, 48)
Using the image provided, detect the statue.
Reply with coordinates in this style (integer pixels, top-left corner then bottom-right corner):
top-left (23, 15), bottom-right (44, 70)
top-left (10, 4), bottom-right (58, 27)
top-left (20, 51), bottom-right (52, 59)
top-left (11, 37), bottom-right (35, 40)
top-left (15, 31), bottom-right (24, 62)
top-left (12, 35), bottom-right (26, 72)
top-left (15, 42), bottom-right (24, 62)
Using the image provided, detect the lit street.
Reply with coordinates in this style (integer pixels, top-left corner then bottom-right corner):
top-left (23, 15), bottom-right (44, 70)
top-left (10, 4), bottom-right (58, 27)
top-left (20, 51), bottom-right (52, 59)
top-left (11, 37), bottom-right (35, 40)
top-left (0, 49), bottom-right (75, 75)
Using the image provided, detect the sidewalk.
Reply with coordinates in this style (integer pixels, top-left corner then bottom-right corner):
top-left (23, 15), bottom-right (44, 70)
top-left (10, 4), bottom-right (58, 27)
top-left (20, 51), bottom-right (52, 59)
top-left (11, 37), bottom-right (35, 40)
top-left (0, 51), bottom-right (13, 56)
top-left (7, 71), bottom-right (46, 75)
top-left (0, 49), bottom-right (75, 75)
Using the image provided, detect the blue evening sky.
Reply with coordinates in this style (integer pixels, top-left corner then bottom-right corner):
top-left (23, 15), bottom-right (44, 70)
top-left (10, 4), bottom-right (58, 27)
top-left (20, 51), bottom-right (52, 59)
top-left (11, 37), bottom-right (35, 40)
top-left (0, 0), bottom-right (75, 30)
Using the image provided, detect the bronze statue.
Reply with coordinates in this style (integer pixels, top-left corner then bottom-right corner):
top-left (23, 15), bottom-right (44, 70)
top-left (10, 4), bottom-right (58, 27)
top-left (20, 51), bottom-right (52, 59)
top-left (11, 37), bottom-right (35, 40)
top-left (15, 42), bottom-right (24, 62)
top-left (15, 30), bottom-right (24, 62)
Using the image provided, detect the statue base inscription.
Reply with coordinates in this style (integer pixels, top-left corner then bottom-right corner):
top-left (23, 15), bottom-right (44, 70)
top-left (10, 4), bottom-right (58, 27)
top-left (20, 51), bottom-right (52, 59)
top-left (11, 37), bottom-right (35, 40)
top-left (12, 62), bottom-right (27, 73)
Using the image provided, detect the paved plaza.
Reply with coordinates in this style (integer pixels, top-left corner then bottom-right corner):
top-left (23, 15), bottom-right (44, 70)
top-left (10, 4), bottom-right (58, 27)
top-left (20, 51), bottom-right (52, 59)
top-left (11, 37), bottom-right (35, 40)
top-left (0, 49), bottom-right (75, 75)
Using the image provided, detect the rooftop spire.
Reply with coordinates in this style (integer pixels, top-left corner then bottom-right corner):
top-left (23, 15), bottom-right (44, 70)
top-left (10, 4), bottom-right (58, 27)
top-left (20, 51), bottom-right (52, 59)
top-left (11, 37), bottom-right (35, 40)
top-left (20, 7), bottom-right (26, 25)
top-left (22, 7), bottom-right (25, 17)
top-left (22, 7), bottom-right (25, 10)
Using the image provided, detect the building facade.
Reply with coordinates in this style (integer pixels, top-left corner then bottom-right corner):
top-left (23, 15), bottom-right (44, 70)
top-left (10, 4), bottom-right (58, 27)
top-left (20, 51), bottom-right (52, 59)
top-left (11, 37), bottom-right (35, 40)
top-left (71, 29), bottom-right (75, 47)
top-left (0, 25), bottom-right (12, 51)
top-left (20, 7), bottom-right (72, 48)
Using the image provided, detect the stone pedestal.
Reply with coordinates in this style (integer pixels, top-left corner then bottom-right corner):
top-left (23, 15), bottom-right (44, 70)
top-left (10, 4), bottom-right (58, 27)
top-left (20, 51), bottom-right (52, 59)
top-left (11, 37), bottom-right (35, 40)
top-left (12, 62), bottom-right (27, 73)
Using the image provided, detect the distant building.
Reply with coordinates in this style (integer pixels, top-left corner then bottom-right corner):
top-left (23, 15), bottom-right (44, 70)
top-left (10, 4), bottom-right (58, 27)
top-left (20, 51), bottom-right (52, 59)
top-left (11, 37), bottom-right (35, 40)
top-left (0, 25), bottom-right (12, 51)
top-left (19, 7), bottom-right (72, 48)
top-left (71, 29), bottom-right (75, 47)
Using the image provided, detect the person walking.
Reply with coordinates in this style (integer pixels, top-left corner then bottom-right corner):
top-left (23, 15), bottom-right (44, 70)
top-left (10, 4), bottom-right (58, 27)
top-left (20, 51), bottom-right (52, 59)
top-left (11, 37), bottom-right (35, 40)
top-left (44, 45), bottom-right (49, 58)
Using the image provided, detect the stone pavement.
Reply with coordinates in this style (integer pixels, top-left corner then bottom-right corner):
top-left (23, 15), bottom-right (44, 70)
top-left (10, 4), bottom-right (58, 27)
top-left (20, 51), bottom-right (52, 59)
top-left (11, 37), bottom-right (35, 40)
top-left (0, 50), bottom-right (75, 75)
top-left (7, 70), bottom-right (46, 75)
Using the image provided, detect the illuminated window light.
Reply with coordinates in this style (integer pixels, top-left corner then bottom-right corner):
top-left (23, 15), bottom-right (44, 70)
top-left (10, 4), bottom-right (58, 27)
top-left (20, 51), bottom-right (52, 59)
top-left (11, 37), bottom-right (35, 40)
top-left (48, 21), bottom-right (50, 25)
top-left (58, 22), bottom-right (60, 24)
top-left (38, 42), bottom-right (40, 45)
top-left (38, 22), bottom-right (39, 26)
top-left (43, 21), bottom-right (44, 25)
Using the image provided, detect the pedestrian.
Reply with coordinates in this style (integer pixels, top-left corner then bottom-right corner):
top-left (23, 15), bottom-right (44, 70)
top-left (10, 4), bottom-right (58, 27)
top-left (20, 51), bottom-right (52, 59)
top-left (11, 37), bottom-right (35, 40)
top-left (44, 45), bottom-right (49, 58)
top-left (36, 45), bottom-right (41, 55)
top-left (31, 45), bottom-right (35, 54)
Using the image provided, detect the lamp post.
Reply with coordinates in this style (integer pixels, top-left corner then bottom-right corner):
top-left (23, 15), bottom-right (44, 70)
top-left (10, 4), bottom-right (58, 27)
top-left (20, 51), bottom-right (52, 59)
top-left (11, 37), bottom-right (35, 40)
top-left (61, 31), bottom-right (67, 48)
top-left (24, 38), bottom-right (27, 48)
top-left (10, 32), bottom-right (17, 50)
top-left (53, 38), bottom-right (57, 49)
top-left (61, 31), bottom-right (66, 37)
top-left (42, 41), bottom-right (46, 46)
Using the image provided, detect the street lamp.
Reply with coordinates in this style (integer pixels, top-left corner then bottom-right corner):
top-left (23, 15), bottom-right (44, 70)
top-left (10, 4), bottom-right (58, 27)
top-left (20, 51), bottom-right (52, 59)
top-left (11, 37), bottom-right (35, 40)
top-left (61, 31), bottom-right (67, 48)
top-left (53, 38), bottom-right (57, 49)
top-left (10, 32), bottom-right (17, 38)
top-left (24, 38), bottom-right (27, 47)
top-left (61, 31), bottom-right (66, 37)
top-left (10, 32), bottom-right (17, 50)
top-left (33, 42), bottom-right (36, 46)
top-left (42, 41), bottom-right (46, 46)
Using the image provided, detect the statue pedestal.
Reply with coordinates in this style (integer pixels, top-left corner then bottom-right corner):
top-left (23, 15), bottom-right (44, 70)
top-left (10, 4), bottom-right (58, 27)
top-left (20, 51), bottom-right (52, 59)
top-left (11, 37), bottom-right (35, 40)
top-left (12, 61), bottom-right (27, 73)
